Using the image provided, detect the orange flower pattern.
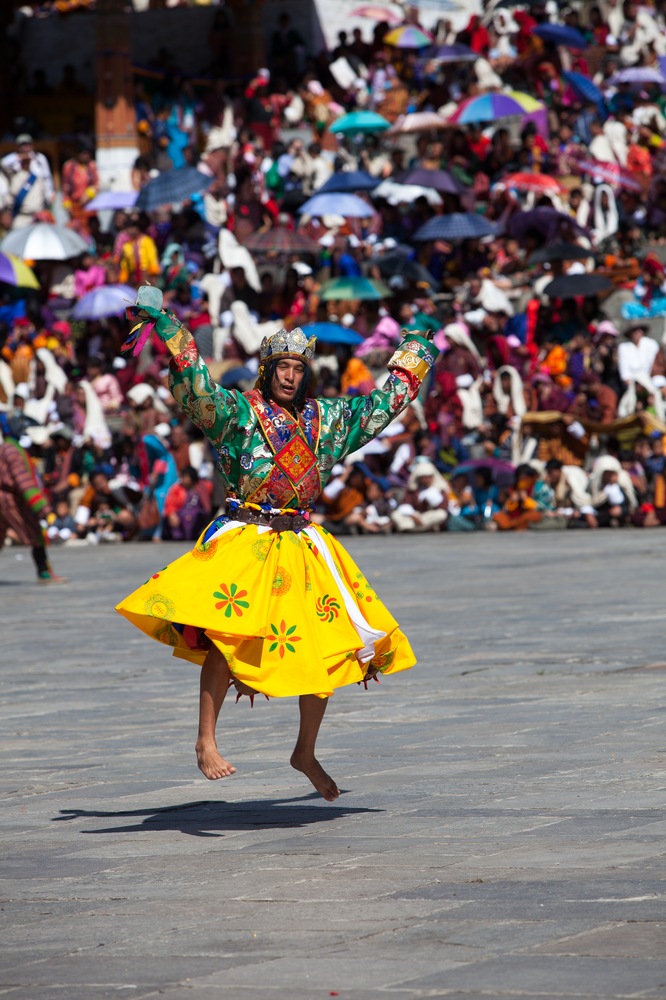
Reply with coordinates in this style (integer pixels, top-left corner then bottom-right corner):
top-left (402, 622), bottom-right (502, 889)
top-left (316, 594), bottom-right (341, 622)
top-left (213, 582), bottom-right (250, 618)
top-left (269, 619), bottom-right (302, 658)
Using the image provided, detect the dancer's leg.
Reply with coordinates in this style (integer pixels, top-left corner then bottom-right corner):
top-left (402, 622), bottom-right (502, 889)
top-left (195, 645), bottom-right (236, 779)
top-left (290, 695), bottom-right (339, 801)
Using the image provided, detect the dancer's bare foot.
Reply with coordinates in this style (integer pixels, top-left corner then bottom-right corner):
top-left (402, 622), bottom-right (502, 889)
top-left (290, 752), bottom-right (340, 801)
top-left (195, 741), bottom-right (236, 780)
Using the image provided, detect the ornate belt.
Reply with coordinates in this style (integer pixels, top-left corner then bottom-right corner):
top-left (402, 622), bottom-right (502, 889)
top-left (227, 500), bottom-right (309, 533)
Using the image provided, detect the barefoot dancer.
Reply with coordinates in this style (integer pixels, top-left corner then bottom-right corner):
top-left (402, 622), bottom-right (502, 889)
top-left (116, 293), bottom-right (435, 800)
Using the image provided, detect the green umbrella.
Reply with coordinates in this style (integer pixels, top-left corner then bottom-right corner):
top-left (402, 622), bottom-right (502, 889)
top-left (320, 277), bottom-right (392, 301)
top-left (330, 111), bottom-right (391, 135)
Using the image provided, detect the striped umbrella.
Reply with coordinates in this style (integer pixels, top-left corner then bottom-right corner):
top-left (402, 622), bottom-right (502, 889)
top-left (242, 227), bottom-right (320, 255)
top-left (384, 24), bottom-right (434, 48)
top-left (576, 159), bottom-right (643, 193)
top-left (447, 91), bottom-right (545, 125)
top-left (0, 251), bottom-right (39, 289)
top-left (0, 223), bottom-right (89, 261)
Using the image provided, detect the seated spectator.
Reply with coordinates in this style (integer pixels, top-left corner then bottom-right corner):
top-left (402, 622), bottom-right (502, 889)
top-left (163, 466), bottom-right (212, 541)
top-left (75, 468), bottom-right (137, 543)
top-left (493, 463), bottom-right (555, 531)
top-left (391, 458), bottom-right (449, 533)
top-left (45, 498), bottom-right (78, 544)
top-left (544, 459), bottom-right (598, 529)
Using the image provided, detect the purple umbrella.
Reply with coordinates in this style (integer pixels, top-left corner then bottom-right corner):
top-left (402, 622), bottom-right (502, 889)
top-left (610, 67), bottom-right (666, 89)
top-left (71, 284), bottom-right (138, 320)
top-left (399, 168), bottom-right (468, 195)
top-left (428, 43), bottom-right (477, 63)
top-left (506, 208), bottom-right (587, 243)
top-left (85, 191), bottom-right (138, 212)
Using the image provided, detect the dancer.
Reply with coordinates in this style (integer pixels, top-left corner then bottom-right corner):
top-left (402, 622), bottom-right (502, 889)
top-left (116, 292), bottom-right (435, 800)
top-left (0, 418), bottom-right (65, 583)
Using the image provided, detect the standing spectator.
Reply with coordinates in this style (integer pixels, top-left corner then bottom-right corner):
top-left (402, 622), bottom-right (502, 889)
top-left (61, 140), bottom-right (99, 237)
top-left (117, 213), bottom-right (160, 287)
top-left (0, 134), bottom-right (54, 229)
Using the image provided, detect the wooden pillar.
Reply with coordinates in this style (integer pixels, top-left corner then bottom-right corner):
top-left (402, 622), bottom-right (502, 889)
top-left (95, 0), bottom-right (138, 190)
top-left (226, 0), bottom-right (267, 78)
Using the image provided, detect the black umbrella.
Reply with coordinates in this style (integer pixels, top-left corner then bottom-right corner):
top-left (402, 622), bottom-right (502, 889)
top-left (528, 243), bottom-right (596, 265)
top-left (376, 252), bottom-right (440, 289)
top-left (543, 274), bottom-right (613, 298)
top-left (413, 213), bottom-right (498, 241)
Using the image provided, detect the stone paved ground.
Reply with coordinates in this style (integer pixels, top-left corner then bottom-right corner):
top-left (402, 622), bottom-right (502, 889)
top-left (1, 531), bottom-right (665, 999)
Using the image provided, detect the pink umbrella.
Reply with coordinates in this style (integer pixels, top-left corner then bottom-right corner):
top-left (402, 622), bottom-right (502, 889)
top-left (577, 159), bottom-right (643, 193)
top-left (351, 5), bottom-right (402, 24)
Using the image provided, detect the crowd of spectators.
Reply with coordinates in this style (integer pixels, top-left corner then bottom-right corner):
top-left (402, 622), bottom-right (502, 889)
top-left (5, 0), bottom-right (666, 550)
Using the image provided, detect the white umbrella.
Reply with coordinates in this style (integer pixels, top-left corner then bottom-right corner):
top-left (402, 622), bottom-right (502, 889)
top-left (1, 223), bottom-right (89, 261)
top-left (372, 180), bottom-right (443, 206)
top-left (386, 112), bottom-right (449, 135)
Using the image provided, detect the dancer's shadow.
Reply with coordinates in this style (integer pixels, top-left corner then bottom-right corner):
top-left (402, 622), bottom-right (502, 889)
top-left (53, 794), bottom-right (382, 838)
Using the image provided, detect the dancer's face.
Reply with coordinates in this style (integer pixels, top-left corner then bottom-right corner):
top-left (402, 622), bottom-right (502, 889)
top-left (271, 359), bottom-right (305, 407)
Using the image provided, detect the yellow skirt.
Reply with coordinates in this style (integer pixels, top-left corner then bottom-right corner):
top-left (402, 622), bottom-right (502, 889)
top-left (115, 521), bottom-right (416, 699)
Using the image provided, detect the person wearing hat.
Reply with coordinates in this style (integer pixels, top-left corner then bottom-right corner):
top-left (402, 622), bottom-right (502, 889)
top-left (116, 291), bottom-right (436, 801)
top-left (0, 134), bottom-right (54, 230)
top-left (618, 319), bottom-right (660, 386)
top-left (0, 415), bottom-right (65, 583)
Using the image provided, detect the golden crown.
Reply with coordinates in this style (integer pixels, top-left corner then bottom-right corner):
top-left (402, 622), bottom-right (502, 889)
top-left (259, 327), bottom-right (316, 364)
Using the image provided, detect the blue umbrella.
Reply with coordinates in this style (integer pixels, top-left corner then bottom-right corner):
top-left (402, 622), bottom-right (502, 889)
top-left (413, 213), bottom-right (498, 241)
top-left (298, 193), bottom-right (375, 219)
top-left (135, 167), bottom-right (213, 211)
top-left (71, 284), bottom-right (138, 320)
top-left (562, 71), bottom-right (602, 105)
top-left (220, 365), bottom-right (256, 387)
top-left (329, 111), bottom-right (391, 135)
top-left (317, 171), bottom-right (379, 194)
top-left (301, 322), bottom-right (364, 346)
top-left (533, 24), bottom-right (588, 50)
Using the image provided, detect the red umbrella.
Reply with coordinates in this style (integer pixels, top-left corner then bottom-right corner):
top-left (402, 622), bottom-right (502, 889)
top-left (501, 172), bottom-right (563, 194)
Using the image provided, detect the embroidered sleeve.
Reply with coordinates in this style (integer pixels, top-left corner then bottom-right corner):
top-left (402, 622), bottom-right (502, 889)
top-left (167, 328), bottom-right (246, 445)
top-left (318, 333), bottom-right (435, 461)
